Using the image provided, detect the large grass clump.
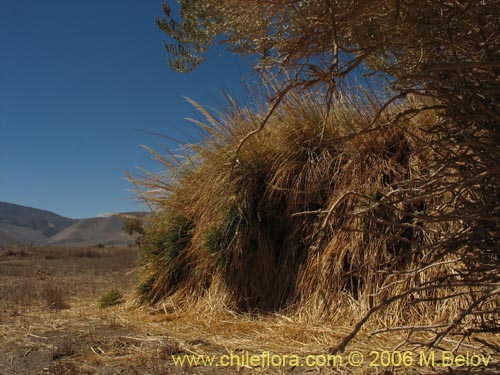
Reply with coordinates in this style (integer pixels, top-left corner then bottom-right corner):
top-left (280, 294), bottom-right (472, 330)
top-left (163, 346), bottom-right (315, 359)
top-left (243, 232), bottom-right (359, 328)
top-left (130, 90), bottom-right (494, 336)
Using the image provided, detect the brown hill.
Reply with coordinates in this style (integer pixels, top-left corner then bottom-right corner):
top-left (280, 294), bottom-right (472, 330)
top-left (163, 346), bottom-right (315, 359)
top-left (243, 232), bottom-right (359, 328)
top-left (0, 201), bottom-right (146, 247)
top-left (0, 201), bottom-right (77, 244)
top-left (42, 214), bottom-right (142, 247)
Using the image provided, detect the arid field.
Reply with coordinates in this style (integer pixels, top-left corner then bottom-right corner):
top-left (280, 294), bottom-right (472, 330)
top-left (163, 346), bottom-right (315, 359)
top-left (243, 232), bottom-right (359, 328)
top-left (0, 245), bottom-right (497, 375)
top-left (2, 1), bottom-right (498, 374)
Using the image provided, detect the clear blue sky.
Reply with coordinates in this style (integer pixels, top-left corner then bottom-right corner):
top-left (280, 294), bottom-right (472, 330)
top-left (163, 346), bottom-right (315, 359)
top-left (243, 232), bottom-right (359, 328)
top-left (0, 0), bottom-right (251, 218)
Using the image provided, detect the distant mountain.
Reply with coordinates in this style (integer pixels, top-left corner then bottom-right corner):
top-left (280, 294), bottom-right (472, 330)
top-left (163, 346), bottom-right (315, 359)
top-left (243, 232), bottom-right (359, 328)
top-left (43, 214), bottom-right (142, 247)
top-left (0, 201), bottom-right (146, 247)
top-left (0, 201), bottom-right (77, 245)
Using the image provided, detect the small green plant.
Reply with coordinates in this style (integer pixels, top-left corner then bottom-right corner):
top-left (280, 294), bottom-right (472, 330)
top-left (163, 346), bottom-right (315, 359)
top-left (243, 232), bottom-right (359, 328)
top-left (202, 225), bottom-right (225, 254)
top-left (137, 274), bottom-right (156, 297)
top-left (122, 215), bottom-right (144, 235)
top-left (98, 288), bottom-right (124, 308)
top-left (133, 212), bottom-right (195, 303)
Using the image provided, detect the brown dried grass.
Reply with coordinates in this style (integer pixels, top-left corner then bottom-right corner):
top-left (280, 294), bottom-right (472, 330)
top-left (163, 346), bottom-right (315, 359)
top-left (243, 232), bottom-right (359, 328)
top-left (129, 88), bottom-right (498, 356)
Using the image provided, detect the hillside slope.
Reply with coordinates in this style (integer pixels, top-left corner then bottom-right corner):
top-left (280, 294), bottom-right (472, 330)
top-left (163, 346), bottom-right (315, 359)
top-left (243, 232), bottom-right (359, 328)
top-left (43, 214), bottom-right (140, 247)
top-left (0, 201), bottom-right (77, 244)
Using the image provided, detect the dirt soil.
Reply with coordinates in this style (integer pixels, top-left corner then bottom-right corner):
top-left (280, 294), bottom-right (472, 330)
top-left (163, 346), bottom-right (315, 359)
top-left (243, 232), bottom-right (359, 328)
top-left (0, 246), bottom-right (498, 375)
top-left (0, 247), bottom-right (281, 374)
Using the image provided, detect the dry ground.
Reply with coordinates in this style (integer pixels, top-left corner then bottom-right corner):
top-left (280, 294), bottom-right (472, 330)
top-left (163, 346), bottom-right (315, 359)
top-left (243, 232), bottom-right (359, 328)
top-left (0, 245), bottom-right (498, 375)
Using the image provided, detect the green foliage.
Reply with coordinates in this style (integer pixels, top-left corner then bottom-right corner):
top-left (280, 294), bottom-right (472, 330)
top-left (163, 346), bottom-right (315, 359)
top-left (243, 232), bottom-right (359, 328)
top-left (201, 206), bottom-right (242, 269)
top-left (140, 212), bottom-right (192, 264)
top-left (202, 226), bottom-right (225, 254)
top-left (122, 216), bottom-right (144, 235)
top-left (156, 1), bottom-right (219, 72)
top-left (136, 274), bottom-right (156, 297)
top-left (135, 212), bottom-right (194, 302)
top-left (157, 1), bottom-right (499, 94)
top-left (98, 288), bottom-right (124, 308)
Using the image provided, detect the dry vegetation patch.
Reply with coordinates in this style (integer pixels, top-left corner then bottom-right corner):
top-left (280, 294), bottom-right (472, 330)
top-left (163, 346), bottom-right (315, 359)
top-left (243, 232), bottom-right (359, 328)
top-left (0, 245), bottom-right (498, 374)
top-left (123, 89), bottom-right (498, 373)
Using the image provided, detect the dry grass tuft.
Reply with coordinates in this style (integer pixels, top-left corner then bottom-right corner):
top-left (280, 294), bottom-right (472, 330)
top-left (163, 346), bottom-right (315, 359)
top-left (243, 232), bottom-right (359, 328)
top-left (1, 246), bottom-right (497, 374)
top-left (129, 87), bottom-right (498, 356)
top-left (132, 92), bottom-right (434, 312)
top-left (44, 286), bottom-right (70, 310)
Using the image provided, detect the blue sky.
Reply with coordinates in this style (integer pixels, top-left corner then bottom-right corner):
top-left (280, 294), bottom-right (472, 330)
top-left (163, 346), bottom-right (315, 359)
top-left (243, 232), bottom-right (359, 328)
top-left (0, 0), bottom-right (251, 218)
